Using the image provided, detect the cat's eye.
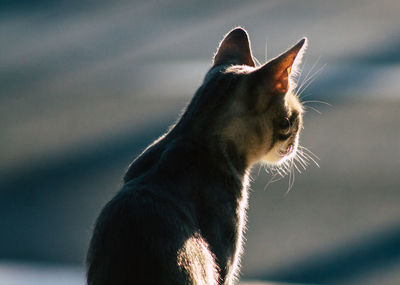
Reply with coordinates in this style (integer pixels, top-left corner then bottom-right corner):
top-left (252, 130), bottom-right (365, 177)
top-left (276, 117), bottom-right (292, 140)
top-left (280, 117), bottom-right (291, 134)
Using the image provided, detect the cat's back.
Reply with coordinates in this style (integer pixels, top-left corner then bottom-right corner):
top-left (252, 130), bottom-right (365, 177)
top-left (87, 186), bottom-right (192, 284)
top-left (86, 138), bottom-right (215, 285)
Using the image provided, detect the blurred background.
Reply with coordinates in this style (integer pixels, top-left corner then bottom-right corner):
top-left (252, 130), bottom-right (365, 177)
top-left (1, 0), bottom-right (400, 284)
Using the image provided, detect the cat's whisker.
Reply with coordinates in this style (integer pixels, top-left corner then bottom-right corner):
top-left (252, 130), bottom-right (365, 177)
top-left (302, 100), bottom-right (332, 108)
top-left (271, 165), bottom-right (279, 174)
top-left (296, 61), bottom-right (324, 96)
top-left (295, 150), bottom-right (308, 162)
top-left (284, 160), bottom-right (292, 172)
top-left (252, 55), bottom-right (262, 67)
top-left (263, 164), bottom-right (271, 174)
top-left (280, 161), bottom-right (291, 173)
top-left (296, 148), bottom-right (313, 165)
top-left (285, 161), bottom-right (292, 173)
top-left (301, 152), bottom-right (320, 168)
top-left (292, 159), bottom-right (302, 173)
top-left (298, 146), bottom-right (320, 160)
top-left (287, 163), bottom-right (293, 193)
top-left (299, 146), bottom-right (319, 159)
top-left (285, 161), bottom-right (295, 195)
top-left (304, 105), bottom-right (322, 115)
top-left (291, 158), bottom-right (296, 178)
top-left (276, 170), bottom-right (285, 177)
top-left (264, 173), bottom-right (279, 191)
top-left (278, 165), bottom-right (287, 174)
top-left (266, 177), bottom-right (275, 188)
top-left (291, 162), bottom-right (295, 188)
top-left (257, 164), bottom-right (263, 176)
top-left (279, 167), bottom-right (288, 177)
top-left (264, 144), bottom-right (318, 193)
top-left (298, 93), bottom-right (315, 100)
top-left (296, 56), bottom-right (320, 94)
top-left (297, 152), bottom-right (311, 165)
top-left (248, 172), bottom-right (255, 183)
top-left (261, 146), bottom-right (316, 193)
top-left (297, 149), bottom-right (312, 163)
top-left (297, 63), bottom-right (326, 99)
top-left (298, 153), bottom-right (311, 164)
top-left (264, 37), bottom-right (268, 62)
top-left (275, 166), bottom-right (286, 178)
top-left (294, 155), bottom-right (308, 170)
top-left (295, 53), bottom-right (308, 91)
top-left (296, 145), bottom-right (310, 155)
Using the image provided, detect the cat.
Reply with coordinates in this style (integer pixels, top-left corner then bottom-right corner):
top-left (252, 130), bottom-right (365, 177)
top-left (86, 27), bottom-right (307, 285)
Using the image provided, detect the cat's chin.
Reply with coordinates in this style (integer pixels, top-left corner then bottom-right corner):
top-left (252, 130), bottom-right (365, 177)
top-left (260, 153), bottom-right (288, 166)
top-left (260, 143), bottom-right (297, 165)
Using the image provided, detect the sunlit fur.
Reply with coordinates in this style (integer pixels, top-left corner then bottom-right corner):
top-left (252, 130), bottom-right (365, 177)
top-left (86, 28), bottom-right (313, 285)
top-left (177, 234), bottom-right (219, 285)
top-left (260, 40), bottom-right (306, 165)
top-left (218, 65), bottom-right (304, 168)
top-left (261, 91), bottom-right (303, 165)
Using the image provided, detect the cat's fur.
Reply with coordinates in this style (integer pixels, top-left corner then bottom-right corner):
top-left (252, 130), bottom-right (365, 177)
top-left (86, 27), bottom-right (306, 285)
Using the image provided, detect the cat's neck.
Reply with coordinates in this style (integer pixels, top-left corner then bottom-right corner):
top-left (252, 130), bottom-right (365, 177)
top-left (124, 130), bottom-right (248, 188)
top-left (175, 132), bottom-right (248, 178)
top-left (169, 115), bottom-right (250, 175)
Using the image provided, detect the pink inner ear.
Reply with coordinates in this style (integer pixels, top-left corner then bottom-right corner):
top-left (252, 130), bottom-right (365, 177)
top-left (254, 38), bottom-right (306, 95)
top-left (274, 67), bottom-right (290, 94)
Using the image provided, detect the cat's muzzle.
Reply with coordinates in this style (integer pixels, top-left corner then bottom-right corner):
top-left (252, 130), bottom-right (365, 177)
top-left (279, 143), bottom-right (294, 157)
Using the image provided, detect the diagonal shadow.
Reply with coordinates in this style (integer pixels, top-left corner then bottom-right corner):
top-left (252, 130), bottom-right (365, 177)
top-left (0, 117), bottom-right (174, 263)
top-left (253, 223), bottom-right (400, 284)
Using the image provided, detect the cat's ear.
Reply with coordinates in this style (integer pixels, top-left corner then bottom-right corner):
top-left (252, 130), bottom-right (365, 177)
top-left (255, 38), bottom-right (307, 94)
top-left (213, 27), bottom-right (255, 67)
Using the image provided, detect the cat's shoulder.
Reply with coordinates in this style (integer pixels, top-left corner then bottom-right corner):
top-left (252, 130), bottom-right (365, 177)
top-left (96, 185), bottom-right (191, 235)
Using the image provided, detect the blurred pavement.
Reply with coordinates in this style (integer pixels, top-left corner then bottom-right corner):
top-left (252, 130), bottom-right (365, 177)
top-left (1, 0), bottom-right (400, 284)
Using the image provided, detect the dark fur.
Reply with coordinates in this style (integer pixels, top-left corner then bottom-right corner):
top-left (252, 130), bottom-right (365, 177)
top-left (86, 28), bottom-right (306, 285)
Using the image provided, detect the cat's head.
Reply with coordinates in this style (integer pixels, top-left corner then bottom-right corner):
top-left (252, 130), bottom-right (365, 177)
top-left (181, 28), bottom-right (306, 170)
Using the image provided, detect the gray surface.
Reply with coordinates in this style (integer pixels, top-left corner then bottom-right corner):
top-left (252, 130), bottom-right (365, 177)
top-left (1, 0), bottom-right (400, 284)
top-left (243, 100), bottom-right (400, 284)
